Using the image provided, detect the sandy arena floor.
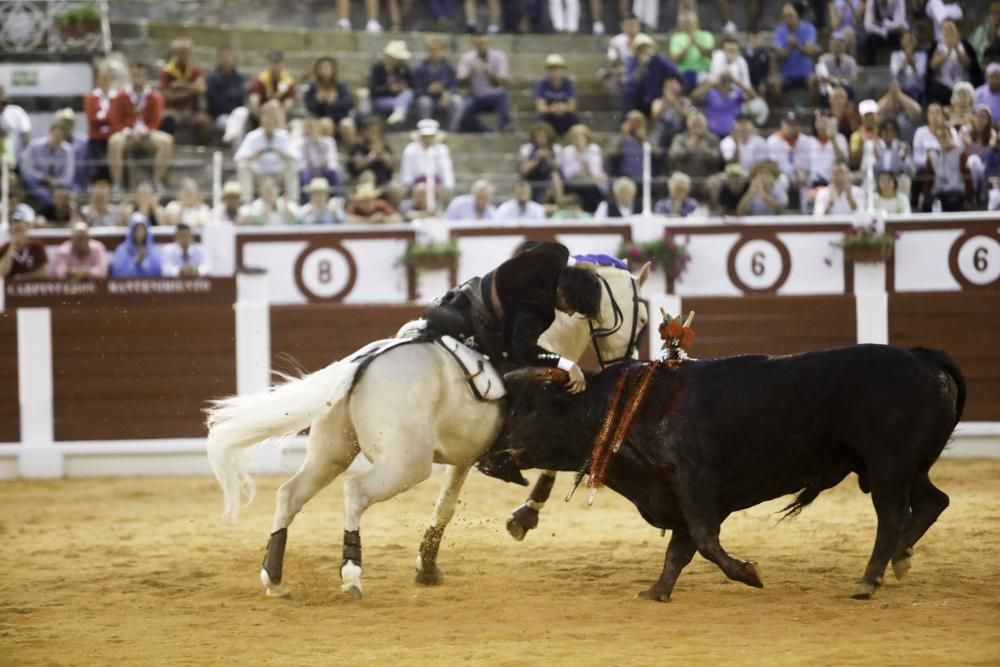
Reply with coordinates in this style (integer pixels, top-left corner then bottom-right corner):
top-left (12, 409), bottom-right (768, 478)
top-left (2, 459), bottom-right (999, 666)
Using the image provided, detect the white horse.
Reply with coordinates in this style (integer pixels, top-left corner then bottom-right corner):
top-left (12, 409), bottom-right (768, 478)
top-left (206, 261), bottom-right (650, 598)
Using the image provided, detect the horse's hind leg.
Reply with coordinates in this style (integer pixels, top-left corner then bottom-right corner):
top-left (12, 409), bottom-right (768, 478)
top-left (891, 469), bottom-right (949, 581)
top-left (416, 464), bottom-right (471, 585)
top-left (261, 406), bottom-right (357, 597)
top-left (507, 470), bottom-right (558, 541)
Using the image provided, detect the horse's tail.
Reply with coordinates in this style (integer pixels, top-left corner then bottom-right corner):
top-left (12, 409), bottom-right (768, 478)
top-left (205, 359), bottom-right (360, 522)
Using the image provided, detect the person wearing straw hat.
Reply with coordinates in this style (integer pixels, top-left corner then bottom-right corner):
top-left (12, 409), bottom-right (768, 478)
top-left (534, 54), bottom-right (580, 135)
top-left (369, 40), bottom-right (415, 127)
top-left (400, 119), bottom-right (455, 201)
top-left (213, 180), bottom-right (250, 225)
top-left (346, 182), bottom-right (401, 223)
top-left (623, 33), bottom-right (680, 117)
top-left (298, 177), bottom-right (344, 225)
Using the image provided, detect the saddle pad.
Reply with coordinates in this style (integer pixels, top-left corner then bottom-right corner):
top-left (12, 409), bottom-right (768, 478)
top-left (435, 335), bottom-right (507, 402)
top-left (345, 337), bottom-right (413, 364)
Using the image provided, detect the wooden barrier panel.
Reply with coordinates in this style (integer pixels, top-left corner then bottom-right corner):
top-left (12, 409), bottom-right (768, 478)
top-left (0, 312), bottom-right (19, 443)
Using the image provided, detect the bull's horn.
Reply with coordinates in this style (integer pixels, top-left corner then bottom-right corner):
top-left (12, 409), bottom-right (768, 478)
top-left (503, 367), bottom-right (570, 384)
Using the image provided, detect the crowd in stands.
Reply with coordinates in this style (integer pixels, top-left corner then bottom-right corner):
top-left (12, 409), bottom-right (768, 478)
top-left (1, 0), bottom-right (1000, 254)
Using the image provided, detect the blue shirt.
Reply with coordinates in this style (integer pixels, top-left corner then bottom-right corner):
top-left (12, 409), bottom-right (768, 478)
top-left (703, 87), bottom-right (744, 138)
top-left (413, 59), bottom-right (458, 97)
top-left (654, 197), bottom-right (698, 217)
top-left (625, 54), bottom-right (680, 111)
top-left (533, 77), bottom-right (576, 104)
top-left (774, 21), bottom-right (817, 79)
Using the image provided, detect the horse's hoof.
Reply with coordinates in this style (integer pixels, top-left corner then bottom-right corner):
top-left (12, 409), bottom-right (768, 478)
top-left (260, 568), bottom-right (291, 598)
top-left (415, 565), bottom-right (443, 586)
top-left (851, 581), bottom-right (876, 599)
top-left (636, 588), bottom-right (671, 603)
top-left (506, 516), bottom-right (528, 541)
top-left (340, 560), bottom-right (363, 599)
top-left (341, 583), bottom-right (363, 600)
top-left (892, 557), bottom-right (911, 581)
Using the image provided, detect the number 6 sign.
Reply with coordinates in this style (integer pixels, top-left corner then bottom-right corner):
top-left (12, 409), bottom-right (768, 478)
top-left (949, 232), bottom-right (1000, 289)
top-left (727, 234), bottom-right (792, 293)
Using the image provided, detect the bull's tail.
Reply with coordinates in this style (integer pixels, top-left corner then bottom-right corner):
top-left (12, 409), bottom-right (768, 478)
top-left (910, 347), bottom-right (966, 427)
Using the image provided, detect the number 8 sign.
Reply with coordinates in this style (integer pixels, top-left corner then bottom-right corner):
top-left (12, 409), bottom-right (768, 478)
top-left (293, 242), bottom-right (358, 302)
top-left (727, 234), bottom-right (792, 293)
top-left (949, 233), bottom-right (1000, 289)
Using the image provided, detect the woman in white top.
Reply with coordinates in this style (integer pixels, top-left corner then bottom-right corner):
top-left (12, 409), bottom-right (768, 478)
top-left (164, 178), bottom-right (212, 229)
top-left (872, 170), bottom-right (911, 214)
top-left (946, 82), bottom-right (975, 130)
top-left (558, 123), bottom-right (606, 212)
top-left (927, 20), bottom-right (983, 106)
top-left (890, 33), bottom-right (927, 102)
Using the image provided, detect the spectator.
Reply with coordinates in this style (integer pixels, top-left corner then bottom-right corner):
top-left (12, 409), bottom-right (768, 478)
top-left (551, 193), bottom-right (592, 219)
top-left (743, 31), bottom-right (772, 100)
top-left (368, 41), bottom-right (414, 127)
top-left (667, 110), bottom-right (722, 199)
top-left (975, 63), bottom-right (1000, 121)
top-left (927, 20), bottom-right (983, 106)
top-left (107, 63), bottom-right (172, 194)
top-left (348, 117), bottom-right (394, 187)
top-left (297, 115), bottom-right (342, 197)
top-left (534, 54), bottom-right (580, 135)
top-left (735, 161), bottom-right (788, 215)
top-left (400, 119), bottom-right (455, 199)
top-left (208, 47), bottom-right (248, 146)
top-left (445, 179), bottom-right (496, 220)
top-left (668, 11), bottom-right (714, 90)
top-left (709, 36), bottom-right (770, 127)
top-left (248, 51), bottom-right (296, 121)
top-left (457, 34), bottom-right (512, 133)
top-left (165, 178), bottom-right (212, 228)
top-left (714, 163), bottom-right (749, 214)
top-left (519, 122), bottom-right (562, 204)
top-left (594, 177), bottom-right (638, 218)
top-left (496, 179), bottom-right (548, 220)
top-left (110, 213), bottom-right (161, 277)
top-left (463, 0), bottom-right (501, 34)
top-left (413, 37), bottom-right (463, 133)
top-left (650, 77), bottom-right (692, 150)
top-left (0, 213), bottom-right (48, 280)
top-left (608, 110), bottom-right (649, 184)
top-left (304, 56), bottom-right (357, 147)
top-left (814, 161), bottom-right (864, 216)
top-left (864, 0), bottom-right (908, 65)
top-left (81, 180), bottom-right (119, 227)
top-left (654, 171), bottom-right (699, 217)
top-left (828, 0), bottom-right (863, 57)
top-left (159, 38), bottom-right (212, 146)
top-left (347, 182), bottom-right (402, 223)
top-left (877, 80), bottom-right (924, 143)
top-left (827, 85), bottom-right (861, 136)
top-left (848, 99), bottom-right (879, 169)
top-left (691, 72), bottom-right (756, 139)
top-left (913, 103), bottom-right (961, 171)
top-left (52, 108), bottom-right (90, 192)
top-left (53, 221), bottom-right (109, 280)
top-left (770, 2), bottom-right (818, 106)
top-left (214, 181), bottom-right (250, 225)
top-left (128, 181), bottom-right (166, 226)
top-left (891, 32), bottom-right (927, 103)
top-left (808, 112), bottom-right (850, 187)
top-left (970, 1), bottom-right (1000, 64)
top-left (5, 185), bottom-right (36, 225)
top-left (559, 123), bottom-right (607, 213)
top-left (766, 112), bottom-right (811, 209)
top-left (872, 170), bottom-right (911, 214)
top-left (875, 118), bottom-right (915, 193)
top-left (161, 222), bottom-right (210, 277)
top-left (925, 0), bottom-right (963, 42)
top-left (247, 177), bottom-right (299, 225)
top-left (0, 85), bottom-right (31, 164)
top-left (964, 105), bottom-right (995, 161)
top-left (37, 186), bottom-right (79, 226)
top-left (924, 125), bottom-right (973, 211)
top-left (720, 114), bottom-right (769, 172)
top-left (604, 13), bottom-right (642, 93)
top-left (623, 34), bottom-right (680, 116)
top-left (947, 82), bottom-right (975, 129)
top-left (814, 32), bottom-right (858, 103)
top-left (298, 177), bottom-right (345, 225)
top-left (549, 0), bottom-right (581, 32)
top-left (399, 182), bottom-right (442, 221)
top-left (234, 101), bottom-right (299, 203)
top-left (20, 124), bottom-right (74, 208)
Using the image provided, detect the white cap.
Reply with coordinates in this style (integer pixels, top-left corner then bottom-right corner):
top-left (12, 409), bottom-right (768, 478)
top-left (858, 99), bottom-right (879, 116)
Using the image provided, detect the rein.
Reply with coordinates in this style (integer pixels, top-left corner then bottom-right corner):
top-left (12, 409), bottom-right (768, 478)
top-left (588, 273), bottom-right (649, 370)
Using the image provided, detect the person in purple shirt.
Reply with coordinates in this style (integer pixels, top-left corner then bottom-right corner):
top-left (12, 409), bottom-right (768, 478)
top-left (975, 63), bottom-right (1000, 122)
top-left (533, 54), bottom-right (580, 135)
top-left (623, 33), bottom-right (681, 116)
top-left (692, 73), bottom-right (755, 138)
top-left (770, 2), bottom-right (818, 103)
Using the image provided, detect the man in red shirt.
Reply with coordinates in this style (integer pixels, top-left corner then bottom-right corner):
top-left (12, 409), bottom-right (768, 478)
top-left (248, 51), bottom-right (296, 121)
top-left (0, 213), bottom-right (49, 280)
top-left (159, 38), bottom-right (213, 146)
top-left (107, 63), bottom-right (174, 194)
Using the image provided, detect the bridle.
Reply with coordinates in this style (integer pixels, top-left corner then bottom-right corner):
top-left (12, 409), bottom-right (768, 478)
top-left (587, 273), bottom-right (649, 369)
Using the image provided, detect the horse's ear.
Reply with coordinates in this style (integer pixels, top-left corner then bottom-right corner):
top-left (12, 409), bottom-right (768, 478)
top-left (637, 261), bottom-right (652, 287)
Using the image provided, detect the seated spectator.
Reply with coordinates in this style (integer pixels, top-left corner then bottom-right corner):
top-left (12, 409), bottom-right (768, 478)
top-left (519, 122), bottom-right (562, 204)
top-left (52, 108), bottom-right (90, 192)
top-left (608, 111), bottom-right (649, 184)
top-left (814, 161), bottom-right (864, 216)
top-left (828, 0), bottom-right (863, 57)
top-left (848, 99), bottom-right (879, 169)
top-left (81, 180), bottom-right (119, 227)
top-left (0, 213), bottom-right (48, 279)
top-left (654, 171), bottom-right (699, 217)
top-left (36, 186), bottom-right (79, 227)
top-left (534, 54), bottom-right (580, 135)
top-left (165, 178), bottom-right (212, 228)
top-left (691, 72), bottom-right (756, 139)
top-left (128, 181), bottom-right (165, 226)
top-left (348, 117), bottom-right (394, 187)
top-left (551, 193), bottom-right (592, 219)
top-left (107, 63), bottom-right (172, 194)
top-left (975, 64), bottom-right (1000, 122)
top-left (0, 85), bottom-right (31, 165)
top-left (927, 20), bottom-right (984, 106)
top-left (559, 123), bottom-right (607, 213)
top-left (872, 170), bottom-right (911, 214)
top-left (925, 0), bottom-right (963, 42)
top-left (347, 182), bottom-right (402, 223)
top-left (297, 115), bottom-right (342, 198)
top-left (743, 32), bottom-right (772, 101)
top-left (891, 33), bottom-right (927, 104)
top-left (668, 11), bottom-right (714, 90)
top-left (248, 51), bottom-right (296, 121)
top-left (399, 182), bottom-right (442, 221)
top-left (864, 0), bottom-right (908, 65)
top-left (496, 179), bottom-right (547, 220)
top-left (298, 177), bottom-right (344, 225)
top-left (875, 118), bottom-right (915, 194)
top-left (808, 112), bottom-right (850, 187)
top-left (735, 161), bottom-right (788, 215)
top-left (964, 105), bottom-right (995, 160)
top-left (604, 13), bottom-right (642, 94)
top-left (368, 41), bottom-right (414, 127)
top-left (769, 2), bottom-right (818, 106)
top-left (971, 1), bottom-right (1000, 65)
top-left (667, 110), bottom-right (722, 199)
top-left (111, 213), bottom-right (161, 277)
top-left (20, 123), bottom-right (74, 208)
top-left (208, 47), bottom-right (248, 146)
top-left (877, 80), bottom-right (923, 143)
top-left (710, 36), bottom-right (770, 127)
top-left (457, 34), bottom-right (512, 133)
top-left (827, 85), bottom-right (861, 137)
top-left (414, 37), bottom-right (462, 133)
top-left (54, 221), bottom-right (109, 280)
top-left (924, 125), bottom-right (973, 211)
top-left (594, 177), bottom-right (638, 218)
top-left (650, 78), bottom-right (692, 150)
top-left (720, 114), bottom-right (769, 172)
top-left (246, 177), bottom-right (299, 225)
top-left (814, 32), bottom-right (858, 103)
top-left (913, 103), bottom-right (962, 199)
top-left (766, 112), bottom-right (811, 209)
top-left (159, 38), bottom-right (212, 146)
top-left (214, 181), bottom-right (250, 225)
top-left (623, 34), bottom-right (680, 116)
top-left (400, 119), bottom-right (455, 199)
top-left (234, 101), bottom-right (299, 203)
top-left (714, 163), bottom-right (749, 214)
top-left (161, 222), bottom-right (209, 277)
top-left (5, 184), bottom-right (36, 225)
top-left (445, 179), bottom-right (496, 220)
top-left (947, 82), bottom-right (976, 131)
top-left (304, 57), bottom-right (356, 147)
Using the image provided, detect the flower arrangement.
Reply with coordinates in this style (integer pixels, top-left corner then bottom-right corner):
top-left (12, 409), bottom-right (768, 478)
top-left (618, 231), bottom-right (690, 280)
top-left (55, 3), bottom-right (102, 37)
top-left (831, 223), bottom-right (900, 263)
top-left (401, 240), bottom-right (459, 271)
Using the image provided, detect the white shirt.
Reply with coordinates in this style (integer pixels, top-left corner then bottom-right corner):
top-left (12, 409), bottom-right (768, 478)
top-left (931, 43), bottom-right (969, 88)
top-left (911, 125), bottom-right (961, 167)
top-left (593, 200), bottom-right (634, 219)
top-left (164, 201), bottom-right (212, 229)
top-left (1, 103), bottom-right (32, 159)
top-left (720, 133), bottom-right (769, 172)
top-left (234, 127), bottom-right (298, 176)
top-left (814, 185), bottom-right (865, 216)
top-left (400, 141), bottom-right (455, 190)
top-left (708, 51), bottom-right (752, 89)
top-left (445, 194), bottom-right (496, 221)
top-left (804, 134), bottom-right (849, 185)
top-left (608, 32), bottom-right (634, 64)
top-left (559, 143), bottom-right (605, 181)
top-left (925, 0), bottom-right (962, 41)
top-left (496, 198), bottom-right (547, 221)
top-left (160, 242), bottom-right (210, 277)
top-left (766, 132), bottom-right (811, 180)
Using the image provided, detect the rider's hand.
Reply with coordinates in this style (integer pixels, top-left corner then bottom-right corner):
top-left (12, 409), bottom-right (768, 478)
top-left (565, 363), bottom-right (586, 394)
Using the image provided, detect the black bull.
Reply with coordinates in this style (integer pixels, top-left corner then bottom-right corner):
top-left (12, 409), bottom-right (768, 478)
top-left (500, 345), bottom-right (966, 601)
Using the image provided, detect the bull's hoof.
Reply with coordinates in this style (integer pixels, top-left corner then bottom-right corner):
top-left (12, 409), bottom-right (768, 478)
top-left (260, 568), bottom-right (290, 598)
top-left (636, 587), bottom-right (672, 603)
top-left (415, 564), bottom-right (443, 586)
top-left (851, 581), bottom-right (877, 599)
top-left (743, 561), bottom-right (764, 589)
top-left (891, 557), bottom-right (911, 581)
top-left (506, 505), bottom-right (539, 541)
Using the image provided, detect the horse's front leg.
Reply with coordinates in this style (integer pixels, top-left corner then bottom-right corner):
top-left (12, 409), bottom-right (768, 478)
top-left (415, 464), bottom-right (471, 585)
top-left (506, 470), bottom-right (558, 541)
